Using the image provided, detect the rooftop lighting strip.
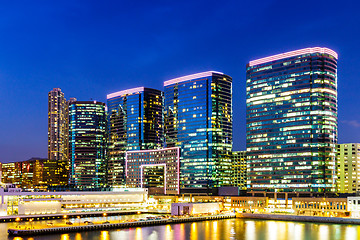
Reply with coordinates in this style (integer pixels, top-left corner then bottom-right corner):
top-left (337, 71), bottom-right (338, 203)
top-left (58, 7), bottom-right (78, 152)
top-left (249, 47), bottom-right (338, 67)
top-left (164, 71), bottom-right (224, 86)
top-left (107, 87), bottom-right (145, 99)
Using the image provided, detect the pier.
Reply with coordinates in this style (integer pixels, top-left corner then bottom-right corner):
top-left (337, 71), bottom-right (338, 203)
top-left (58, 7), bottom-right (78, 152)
top-left (8, 214), bottom-right (235, 236)
top-left (0, 209), bottom-right (167, 223)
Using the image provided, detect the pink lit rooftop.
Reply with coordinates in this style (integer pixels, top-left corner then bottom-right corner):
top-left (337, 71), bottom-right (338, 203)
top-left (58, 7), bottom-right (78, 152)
top-left (164, 71), bottom-right (223, 86)
top-left (249, 47), bottom-right (338, 67)
top-left (107, 87), bottom-right (145, 99)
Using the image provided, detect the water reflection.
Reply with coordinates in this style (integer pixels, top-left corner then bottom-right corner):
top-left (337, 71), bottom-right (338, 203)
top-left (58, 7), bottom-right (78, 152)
top-left (60, 234), bottom-right (70, 240)
top-left (100, 231), bottom-right (109, 240)
top-left (135, 227), bottom-right (142, 240)
top-left (245, 220), bottom-right (256, 240)
top-left (190, 222), bottom-right (198, 240)
top-left (318, 225), bottom-right (329, 239)
top-left (74, 232), bottom-right (82, 240)
top-left (4, 217), bottom-right (360, 240)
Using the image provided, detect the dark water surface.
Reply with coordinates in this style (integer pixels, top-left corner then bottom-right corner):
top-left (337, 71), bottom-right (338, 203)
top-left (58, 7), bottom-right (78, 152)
top-left (2, 215), bottom-right (360, 240)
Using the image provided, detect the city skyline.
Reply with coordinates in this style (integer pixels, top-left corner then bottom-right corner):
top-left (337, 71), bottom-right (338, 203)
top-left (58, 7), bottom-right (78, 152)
top-left (2, 1), bottom-right (360, 162)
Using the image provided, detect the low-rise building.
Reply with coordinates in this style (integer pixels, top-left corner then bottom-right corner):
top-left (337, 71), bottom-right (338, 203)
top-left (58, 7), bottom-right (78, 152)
top-left (171, 202), bottom-right (221, 216)
top-left (292, 197), bottom-right (348, 217)
top-left (347, 196), bottom-right (360, 218)
top-left (231, 197), bottom-right (268, 212)
top-left (0, 186), bottom-right (148, 216)
top-left (1, 158), bottom-right (46, 190)
top-left (126, 147), bottom-right (180, 195)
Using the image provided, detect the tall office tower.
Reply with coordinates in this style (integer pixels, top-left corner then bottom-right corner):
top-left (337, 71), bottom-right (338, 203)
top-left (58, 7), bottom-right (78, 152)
top-left (164, 71), bottom-right (233, 194)
top-left (68, 101), bottom-right (107, 189)
top-left (336, 143), bottom-right (360, 193)
top-left (232, 151), bottom-right (247, 190)
top-left (47, 88), bottom-right (69, 186)
top-left (107, 87), bottom-right (164, 186)
top-left (246, 47), bottom-right (338, 193)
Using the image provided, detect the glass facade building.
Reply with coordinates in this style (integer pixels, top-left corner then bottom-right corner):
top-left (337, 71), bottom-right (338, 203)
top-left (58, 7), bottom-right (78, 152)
top-left (69, 101), bottom-right (107, 189)
top-left (246, 47), bottom-right (338, 193)
top-left (107, 87), bottom-right (164, 186)
top-left (164, 71), bottom-right (233, 194)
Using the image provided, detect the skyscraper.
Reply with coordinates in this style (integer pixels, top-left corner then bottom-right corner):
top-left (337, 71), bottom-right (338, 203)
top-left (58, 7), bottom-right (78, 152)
top-left (46, 88), bottom-right (69, 186)
top-left (68, 101), bottom-right (107, 189)
top-left (164, 71), bottom-right (233, 194)
top-left (246, 47), bottom-right (338, 193)
top-left (336, 143), bottom-right (360, 193)
top-left (107, 87), bottom-right (164, 186)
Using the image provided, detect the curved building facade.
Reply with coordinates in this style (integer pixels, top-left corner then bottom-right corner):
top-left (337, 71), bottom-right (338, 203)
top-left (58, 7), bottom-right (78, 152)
top-left (246, 47), bottom-right (338, 193)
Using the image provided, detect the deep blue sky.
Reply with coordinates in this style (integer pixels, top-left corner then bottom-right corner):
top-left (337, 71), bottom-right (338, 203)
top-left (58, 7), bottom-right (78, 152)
top-left (1, 0), bottom-right (360, 163)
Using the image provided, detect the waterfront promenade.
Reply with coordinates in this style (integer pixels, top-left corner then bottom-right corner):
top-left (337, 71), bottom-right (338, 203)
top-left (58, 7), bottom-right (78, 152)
top-left (0, 209), bottom-right (167, 223)
top-left (238, 213), bottom-right (360, 225)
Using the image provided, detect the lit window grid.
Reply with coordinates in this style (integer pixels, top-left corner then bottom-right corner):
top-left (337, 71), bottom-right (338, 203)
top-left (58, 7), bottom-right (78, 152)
top-left (232, 151), bottom-right (247, 190)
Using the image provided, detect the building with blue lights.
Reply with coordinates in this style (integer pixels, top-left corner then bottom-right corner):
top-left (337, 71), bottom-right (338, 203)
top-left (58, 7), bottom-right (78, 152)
top-left (246, 47), bottom-right (338, 193)
top-left (107, 87), bottom-right (164, 186)
top-left (164, 71), bottom-right (233, 194)
top-left (68, 101), bottom-right (107, 189)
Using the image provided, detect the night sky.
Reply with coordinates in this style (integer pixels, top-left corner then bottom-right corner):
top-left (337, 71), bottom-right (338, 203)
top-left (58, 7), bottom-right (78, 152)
top-left (1, 0), bottom-right (360, 163)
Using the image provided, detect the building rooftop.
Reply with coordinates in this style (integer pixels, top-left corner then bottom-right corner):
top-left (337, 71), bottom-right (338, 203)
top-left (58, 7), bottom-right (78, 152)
top-left (107, 87), bottom-right (145, 99)
top-left (164, 71), bottom-right (223, 86)
top-left (249, 47), bottom-right (338, 67)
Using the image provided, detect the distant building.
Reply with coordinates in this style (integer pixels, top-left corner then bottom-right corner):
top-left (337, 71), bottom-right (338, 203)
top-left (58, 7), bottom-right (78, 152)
top-left (232, 151), bottom-right (247, 190)
top-left (125, 147), bottom-right (180, 195)
top-left (107, 87), bottom-right (164, 186)
top-left (164, 71), bottom-right (233, 194)
top-left (171, 202), bottom-right (221, 216)
top-left (1, 158), bottom-right (46, 189)
top-left (336, 143), bottom-right (360, 193)
top-left (246, 47), bottom-right (338, 193)
top-left (1, 162), bottom-right (22, 187)
top-left (68, 101), bottom-right (107, 189)
top-left (46, 88), bottom-right (70, 186)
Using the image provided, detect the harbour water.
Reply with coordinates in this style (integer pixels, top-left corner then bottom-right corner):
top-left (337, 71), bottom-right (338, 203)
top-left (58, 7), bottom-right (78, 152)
top-left (2, 214), bottom-right (360, 240)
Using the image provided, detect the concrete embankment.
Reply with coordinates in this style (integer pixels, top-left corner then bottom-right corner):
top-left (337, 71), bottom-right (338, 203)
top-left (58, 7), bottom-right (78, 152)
top-left (238, 213), bottom-right (360, 225)
top-left (8, 214), bottom-right (235, 236)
